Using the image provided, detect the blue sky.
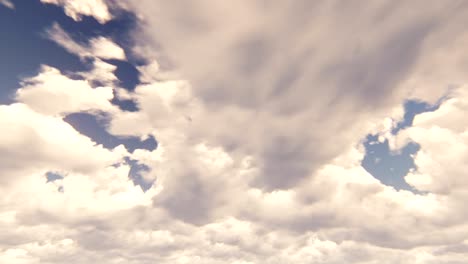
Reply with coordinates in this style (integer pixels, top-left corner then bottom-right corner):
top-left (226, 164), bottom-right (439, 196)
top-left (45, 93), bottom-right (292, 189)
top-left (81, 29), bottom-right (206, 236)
top-left (1, 1), bottom-right (468, 263)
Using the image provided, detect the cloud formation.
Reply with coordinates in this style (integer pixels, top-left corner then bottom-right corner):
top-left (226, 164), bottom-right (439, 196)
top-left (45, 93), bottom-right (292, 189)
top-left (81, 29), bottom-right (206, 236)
top-left (122, 0), bottom-right (465, 191)
top-left (41, 0), bottom-right (112, 23)
top-left (46, 23), bottom-right (126, 61)
top-left (2, 1), bottom-right (468, 263)
top-left (16, 66), bottom-right (114, 116)
top-left (0, 0), bottom-right (14, 9)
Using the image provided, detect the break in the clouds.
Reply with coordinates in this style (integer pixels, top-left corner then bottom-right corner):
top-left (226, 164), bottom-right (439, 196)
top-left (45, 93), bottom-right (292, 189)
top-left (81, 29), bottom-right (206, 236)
top-left (2, 1), bottom-right (468, 263)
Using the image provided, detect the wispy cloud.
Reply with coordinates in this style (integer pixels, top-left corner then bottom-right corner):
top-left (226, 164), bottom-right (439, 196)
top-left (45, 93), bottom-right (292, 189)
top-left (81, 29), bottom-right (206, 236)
top-left (0, 0), bottom-right (14, 9)
top-left (46, 23), bottom-right (126, 60)
top-left (40, 0), bottom-right (112, 23)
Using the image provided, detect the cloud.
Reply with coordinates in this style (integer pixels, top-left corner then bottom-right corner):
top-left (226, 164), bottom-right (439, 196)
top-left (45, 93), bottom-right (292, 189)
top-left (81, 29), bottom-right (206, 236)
top-left (2, 87), bottom-right (468, 261)
top-left (16, 65), bottom-right (115, 116)
top-left (398, 87), bottom-right (468, 194)
top-left (40, 0), bottom-right (112, 24)
top-left (104, 1), bottom-right (468, 261)
top-left (88, 37), bottom-right (127, 60)
top-left (46, 23), bottom-right (126, 60)
top-left (121, 0), bottom-right (465, 191)
top-left (0, 103), bottom-right (122, 186)
top-left (102, 59), bottom-right (466, 253)
top-left (3, 1), bottom-right (468, 263)
top-left (0, 0), bottom-right (14, 9)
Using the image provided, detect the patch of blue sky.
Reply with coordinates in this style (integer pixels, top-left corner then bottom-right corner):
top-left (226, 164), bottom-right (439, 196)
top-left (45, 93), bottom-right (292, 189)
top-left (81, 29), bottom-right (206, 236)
top-left (0, 0), bottom-right (142, 107)
top-left (64, 112), bottom-right (157, 153)
top-left (107, 59), bottom-right (140, 111)
top-left (125, 157), bottom-right (154, 192)
top-left (1, 1), bottom-right (158, 191)
top-left (362, 135), bottom-right (419, 191)
top-left (45, 171), bottom-right (64, 183)
top-left (392, 99), bottom-right (441, 134)
top-left (45, 171), bottom-right (65, 192)
top-left (362, 98), bottom-right (444, 191)
top-left (0, 0), bottom-right (85, 103)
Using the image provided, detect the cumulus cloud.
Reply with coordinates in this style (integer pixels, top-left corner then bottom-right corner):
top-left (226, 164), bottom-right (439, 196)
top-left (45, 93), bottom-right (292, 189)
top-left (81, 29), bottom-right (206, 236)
top-left (121, 0), bottom-right (467, 191)
top-left (3, 1), bottom-right (468, 263)
top-left (398, 87), bottom-right (468, 194)
top-left (0, 103), bottom-right (123, 185)
top-left (16, 65), bottom-right (115, 116)
top-left (40, 0), bottom-right (112, 24)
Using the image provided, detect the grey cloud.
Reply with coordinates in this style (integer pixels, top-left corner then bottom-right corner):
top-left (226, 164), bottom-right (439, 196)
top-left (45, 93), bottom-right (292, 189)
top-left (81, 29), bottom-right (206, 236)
top-left (4, 1), bottom-right (468, 263)
top-left (126, 0), bottom-right (456, 192)
top-left (154, 170), bottom-right (214, 225)
top-left (329, 21), bottom-right (435, 108)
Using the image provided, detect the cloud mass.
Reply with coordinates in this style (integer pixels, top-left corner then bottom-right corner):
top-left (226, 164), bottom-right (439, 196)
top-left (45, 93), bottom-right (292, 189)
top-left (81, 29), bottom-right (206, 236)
top-left (1, 1), bottom-right (468, 263)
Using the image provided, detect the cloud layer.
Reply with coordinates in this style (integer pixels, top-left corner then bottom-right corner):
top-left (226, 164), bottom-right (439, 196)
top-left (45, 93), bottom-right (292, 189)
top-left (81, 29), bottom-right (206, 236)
top-left (1, 1), bottom-right (468, 263)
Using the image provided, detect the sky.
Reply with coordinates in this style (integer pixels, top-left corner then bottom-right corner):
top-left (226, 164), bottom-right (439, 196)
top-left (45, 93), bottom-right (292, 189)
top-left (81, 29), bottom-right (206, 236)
top-left (1, 1), bottom-right (468, 263)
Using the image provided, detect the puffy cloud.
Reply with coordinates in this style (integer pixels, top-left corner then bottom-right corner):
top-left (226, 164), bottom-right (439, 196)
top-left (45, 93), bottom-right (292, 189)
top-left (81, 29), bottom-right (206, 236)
top-left (103, 60), bottom-right (466, 253)
top-left (16, 65), bottom-right (115, 116)
top-left (0, 103), bottom-right (122, 184)
top-left (3, 1), bottom-right (468, 263)
top-left (101, 1), bottom-right (468, 261)
top-left (121, 0), bottom-right (465, 191)
top-left (40, 0), bottom-right (112, 24)
top-left (399, 87), bottom-right (468, 194)
top-left (0, 66), bottom-right (159, 264)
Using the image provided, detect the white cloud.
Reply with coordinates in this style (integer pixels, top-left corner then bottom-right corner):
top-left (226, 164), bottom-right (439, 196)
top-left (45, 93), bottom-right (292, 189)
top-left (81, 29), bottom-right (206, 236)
top-left (108, 1), bottom-right (468, 261)
top-left (47, 23), bottom-right (126, 60)
top-left (79, 58), bottom-right (119, 85)
top-left (89, 37), bottom-right (126, 60)
top-left (121, 0), bottom-right (461, 192)
top-left (41, 0), bottom-right (112, 24)
top-left (0, 103), bottom-right (123, 186)
top-left (16, 65), bottom-right (115, 116)
top-left (3, 1), bottom-right (468, 263)
top-left (0, 67), bottom-right (160, 263)
top-left (0, 0), bottom-right (14, 9)
top-left (398, 87), bottom-right (468, 194)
